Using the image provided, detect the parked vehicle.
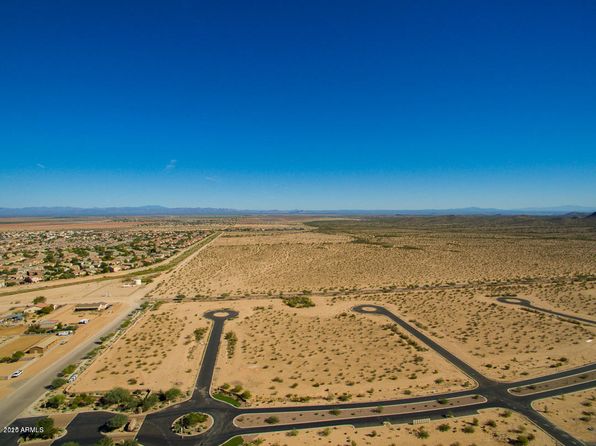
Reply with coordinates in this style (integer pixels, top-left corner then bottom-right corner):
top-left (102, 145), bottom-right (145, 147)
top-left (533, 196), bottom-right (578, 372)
top-left (10, 369), bottom-right (23, 378)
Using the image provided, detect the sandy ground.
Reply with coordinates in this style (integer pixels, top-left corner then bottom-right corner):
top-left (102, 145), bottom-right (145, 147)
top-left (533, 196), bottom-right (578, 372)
top-left (344, 290), bottom-right (595, 381)
top-left (0, 279), bottom-right (148, 315)
top-left (528, 282), bottom-right (596, 317)
top-left (212, 297), bottom-right (471, 407)
top-left (71, 302), bottom-right (215, 393)
top-left (533, 389), bottom-right (596, 444)
top-left (247, 408), bottom-right (556, 446)
top-left (154, 229), bottom-right (596, 298)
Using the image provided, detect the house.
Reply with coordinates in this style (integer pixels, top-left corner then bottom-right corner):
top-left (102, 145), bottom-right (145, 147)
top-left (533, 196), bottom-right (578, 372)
top-left (26, 336), bottom-right (59, 355)
top-left (74, 302), bottom-right (110, 312)
top-left (37, 320), bottom-right (59, 331)
top-left (23, 307), bottom-right (40, 314)
top-left (3, 312), bottom-right (24, 323)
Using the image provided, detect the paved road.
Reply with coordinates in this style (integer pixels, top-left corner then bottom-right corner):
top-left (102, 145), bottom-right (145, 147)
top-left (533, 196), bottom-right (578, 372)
top-left (497, 296), bottom-right (596, 325)
top-left (0, 295), bottom-right (143, 433)
top-left (1, 303), bottom-right (594, 446)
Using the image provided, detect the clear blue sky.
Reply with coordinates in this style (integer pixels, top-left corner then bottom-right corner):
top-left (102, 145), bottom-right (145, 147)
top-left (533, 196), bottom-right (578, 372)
top-left (1, 1), bottom-right (595, 209)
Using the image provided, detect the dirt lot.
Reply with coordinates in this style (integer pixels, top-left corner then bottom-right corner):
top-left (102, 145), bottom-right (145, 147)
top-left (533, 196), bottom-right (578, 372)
top-left (212, 297), bottom-right (471, 406)
top-left (346, 290), bottom-right (595, 381)
top-left (0, 334), bottom-right (48, 358)
top-left (0, 279), bottom-right (148, 315)
top-left (71, 302), bottom-right (214, 393)
top-left (154, 217), bottom-right (596, 298)
top-left (247, 408), bottom-right (555, 446)
top-left (533, 389), bottom-right (596, 444)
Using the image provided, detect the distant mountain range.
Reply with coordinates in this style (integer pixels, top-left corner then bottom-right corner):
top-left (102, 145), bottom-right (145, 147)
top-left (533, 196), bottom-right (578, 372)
top-left (0, 205), bottom-right (595, 217)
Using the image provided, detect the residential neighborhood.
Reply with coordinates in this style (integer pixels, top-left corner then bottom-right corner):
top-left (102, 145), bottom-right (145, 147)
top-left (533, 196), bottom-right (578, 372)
top-left (0, 227), bottom-right (206, 286)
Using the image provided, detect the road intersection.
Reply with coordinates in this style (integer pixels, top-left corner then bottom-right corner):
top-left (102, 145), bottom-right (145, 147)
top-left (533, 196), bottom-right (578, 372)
top-left (1, 300), bottom-right (594, 446)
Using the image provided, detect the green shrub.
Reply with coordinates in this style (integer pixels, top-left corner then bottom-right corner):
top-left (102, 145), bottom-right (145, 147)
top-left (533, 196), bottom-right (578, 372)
top-left (50, 378), bottom-right (68, 389)
top-left (283, 296), bottom-right (315, 308)
top-left (163, 387), bottom-right (182, 401)
top-left (105, 414), bottom-right (128, 431)
top-left (45, 394), bottom-right (66, 409)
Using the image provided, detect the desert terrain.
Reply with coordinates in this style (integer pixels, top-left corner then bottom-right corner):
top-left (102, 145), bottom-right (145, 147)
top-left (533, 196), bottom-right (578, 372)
top-left (1, 215), bottom-right (594, 446)
top-left (246, 408), bottom-right (555, 446)
top-left (533, 389), bottom-right (596, 444)
top-left (154, 217), bottom-right (596, 298)
top-left (212, 297), bottom-right (471, 406)
top-left (71, 302), bottom-right (212, 393)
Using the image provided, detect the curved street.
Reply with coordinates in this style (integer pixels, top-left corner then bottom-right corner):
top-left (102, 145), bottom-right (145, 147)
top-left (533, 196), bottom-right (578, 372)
top-left (1, 301), bottom-right (594, 446)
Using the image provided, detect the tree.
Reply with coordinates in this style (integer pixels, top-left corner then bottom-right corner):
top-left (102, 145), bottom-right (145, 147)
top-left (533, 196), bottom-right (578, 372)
top-left (101, 387), bottom-right (132, 406)
top-left (105, 414), bottom-right (128, 431)
top-left (33, 417), bottom-right (59, 439)
top-left (33, 296), bottom-right (47, 304)
top-left (94, 438), bottom-right (114, 446)
top-left (38, 306), bottom-right (53, 315)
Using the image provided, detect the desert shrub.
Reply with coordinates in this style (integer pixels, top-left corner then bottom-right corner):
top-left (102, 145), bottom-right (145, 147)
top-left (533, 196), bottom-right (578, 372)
top-left (44, 394), bottom-right (66, 409)
top-left (59, 364), bottom-right (77, 377)
top-left (142, 394), bottom-right (160, 411)
top-left (264, 416), bottom-right (279, 424)
top-left (416, 428), bottom-right (430, 439)
top-left (0, 351), bottom-right (24, 363)
top-left (225, 331), bottom-right (238, 358)
top-left (25, 417), bottom-right (59, 440)
top-left (283, 296), bottom-right (315, 308)
top-left (163, 387), bottom-right (182, 401)
top-left (69, 393), bottom-right (95, 408)
top-left (193, 327), bottom-right (208, 342)
top-left (177, 412), bottom-right (208, 429)
top-left (101, 387), bottom-right (132, 406)
top-left (50, 378), bottom-right (68, 389)
top-left (105, 414), bottom-right (128, 431)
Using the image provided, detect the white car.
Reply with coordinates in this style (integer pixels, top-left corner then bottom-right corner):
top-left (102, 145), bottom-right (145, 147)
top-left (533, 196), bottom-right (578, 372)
top-left (10, 369), bottom-right (23, 378)
top-left (68, 373), bottom-right (78, 383)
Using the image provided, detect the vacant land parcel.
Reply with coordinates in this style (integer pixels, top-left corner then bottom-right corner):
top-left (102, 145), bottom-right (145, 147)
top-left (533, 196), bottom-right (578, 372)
top-left (212, 298), bottom-right (471, 406)
top-left (71, 302), bottom-right (213, 393)
top-left (154, 216), bottom-right (596, 298)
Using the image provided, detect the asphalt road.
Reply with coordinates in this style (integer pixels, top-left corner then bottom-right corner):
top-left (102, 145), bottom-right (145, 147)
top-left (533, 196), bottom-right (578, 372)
top-left (1, 302), bottom-right (594, 446)
top-left (497, 296), bottom-right (596, 325)
top-left (0, 295), bottom-right (143, 433)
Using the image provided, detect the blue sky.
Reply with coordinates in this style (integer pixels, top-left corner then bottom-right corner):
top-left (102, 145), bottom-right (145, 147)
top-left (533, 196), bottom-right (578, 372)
top-left (1, 0), bottom-right (595, 209)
